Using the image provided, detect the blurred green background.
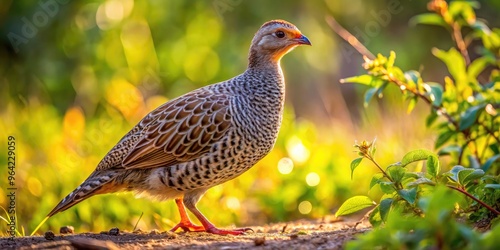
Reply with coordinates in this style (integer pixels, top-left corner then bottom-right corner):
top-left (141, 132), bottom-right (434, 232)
top-left (1, 0), bottom-right (499, 235)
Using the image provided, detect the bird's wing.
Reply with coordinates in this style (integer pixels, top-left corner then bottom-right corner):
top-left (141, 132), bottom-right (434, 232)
top-left (96, 89), bottom-right (232, 170)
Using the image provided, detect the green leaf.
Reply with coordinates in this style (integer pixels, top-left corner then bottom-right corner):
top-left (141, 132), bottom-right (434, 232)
top-left (459, 169), bottom-right (485, 185)
top-left (470, 20), bottom-right (491, 34)
top-left (482, 154), bottom-right (500, 172)
top-left (407, 96), bottom-right (418, 114)
top-left (435, 130), bottom-right (455, 149)
top-left (350, 157), bottom-right (363, 180)
top-left (398, 188), bottom-right (418, 204)
top-left (438, 145), bottom-right (462, 156)
top-left (364, 88), bottom-right (378, 107)
top-left (340, 74), bottom-right (378, 86)
top-left (407, 177), bottom-right (434, 187)
top-left (401, 149), bottom-right (437, 167)
top-left (457, 224), bottom-right (476, 242)
top-left (426, 110), bottom-right (438, 127)
top-left (379, 198), bottom-right (393, 221)
top-left (485, 184), bottom-right (500, 189)
top-left (432, 48), bottom-right (467, 87)
top-left (380, 181), bottom-right (396, 194)
top-left (426, 155), bottom-right (440, 179)
top-left (370, 173), bottom-right (384, 189)
top-left (368, 206), bottom-right (382, 227)
top-left (459, 105), bottom-right (485, 131)
top-left (468, 56), bottom-right (494, 81)
top-left (404, 70), bottom-right (421, 85)
top-left (490, 143), bottom-right (500, 155)
top-left (404, 172), bottom-right (420, 179)
top-left (419, 186), bottom-right (463, 217)
top-left (448, 165), bottom-right (466, 183)
top-left (427, 82), bottom-right (443, 106)
top-left (387, 51), bottom-right (396, 69)
top-left (449, 1), bottom-right (477, 25)
top-left (468, 155), bottom-right (481, 169)
top-left (388, 166), bottom-right (406, 183)
top-left (409, 13), bottom-right (447, 27)
top-left (335, 196), bottom-right (375, 217)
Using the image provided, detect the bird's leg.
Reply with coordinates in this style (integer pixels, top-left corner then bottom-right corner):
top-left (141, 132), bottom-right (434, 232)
top-left (184, 198), bottom-right (253, 235)
top-left (170, 198), bottom-right (205, 232)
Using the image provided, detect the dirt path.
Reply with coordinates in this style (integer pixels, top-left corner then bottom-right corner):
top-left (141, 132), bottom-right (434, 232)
top-left (1, 219), bottom-right (370, 249)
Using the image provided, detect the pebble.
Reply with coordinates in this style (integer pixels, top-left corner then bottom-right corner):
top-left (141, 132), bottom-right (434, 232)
top-left (254, 236), bottom-right (266, 246)
top-left (109, 227), bottom-right (120, 235)
top-left (59, 226), bottom-right (74, 234)
top-left (44, 231), bottom-right (55, 240)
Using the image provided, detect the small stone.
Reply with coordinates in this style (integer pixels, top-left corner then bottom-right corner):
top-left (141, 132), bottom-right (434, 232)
top-left (254, 236), bottom-right (266, 246)
top-left (109, 227), bottom-right (120, 235)
top-left (44, 231), bottom-right (55, 240)
top-left (59, 226), bottom-right (74, 234)
top-left (149, 229), bottom-right (161, 235)
top-left (290, 234), bottom-right (299, 240)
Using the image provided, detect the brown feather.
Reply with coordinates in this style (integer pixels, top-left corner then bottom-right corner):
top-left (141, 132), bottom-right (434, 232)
top-left (119, 90), bottom-right (232, 169)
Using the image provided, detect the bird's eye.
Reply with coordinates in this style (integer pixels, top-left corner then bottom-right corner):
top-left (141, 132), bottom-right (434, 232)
top-left (275, 31), bottom-right (285, 38)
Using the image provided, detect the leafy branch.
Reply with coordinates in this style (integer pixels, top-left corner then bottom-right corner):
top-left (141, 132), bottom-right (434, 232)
top-left (330, 1), bottom-right (500, 248)
top-left (327, 0), bottom-right (499, 169)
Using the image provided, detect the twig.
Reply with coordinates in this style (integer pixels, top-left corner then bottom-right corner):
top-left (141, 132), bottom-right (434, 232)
top-left (384, 72), bottom-right (461, 130)
top-left (367, 155), bottom-right (393, 182)
top-left (451, 23), bottom-right (471, 65)
top-left (325, 16), bottom-right (375, 60)
top-left (133, 212), bottom-right (144, 231)
top-left (325, 15), bottom-right (461, 131)
top-left (478, 120), bottom-right (500, 144)
top-left (447, 185), bottom-right (500, 215)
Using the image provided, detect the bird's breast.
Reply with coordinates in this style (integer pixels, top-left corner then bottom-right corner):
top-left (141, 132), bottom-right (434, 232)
top-left (230, 83), bottom-right (285, 154)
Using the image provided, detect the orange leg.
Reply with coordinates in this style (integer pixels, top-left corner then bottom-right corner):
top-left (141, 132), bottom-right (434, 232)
top-left (169, 198), bottom-right (205, 232)
top-left (184, 200), bottom-right (253, 235)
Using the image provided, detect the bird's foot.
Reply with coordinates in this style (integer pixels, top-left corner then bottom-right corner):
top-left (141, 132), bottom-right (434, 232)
top-left (170, 221), bottom-right (205, 233)
top-left (204, 226), bottom-right (253, 235)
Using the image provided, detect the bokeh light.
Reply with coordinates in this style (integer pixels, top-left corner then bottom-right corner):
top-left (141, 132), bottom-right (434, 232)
top-left (286, 136), bottom-right (310, 164)
top-left (277, 157), bottom-right (294, 174)
top-left (306, 172), bottom-right (320, 187)
top-left (298, 201), bottom-right (312, 214)
top-left (225, 197), bottom-right (241, 211)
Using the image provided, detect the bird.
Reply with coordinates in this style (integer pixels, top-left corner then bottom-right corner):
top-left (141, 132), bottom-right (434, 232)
top-left (46, 19), bottom-right (311, 235)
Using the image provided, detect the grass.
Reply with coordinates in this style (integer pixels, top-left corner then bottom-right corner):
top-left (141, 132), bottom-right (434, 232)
top-left (0, 206), bottom-right (25, 237)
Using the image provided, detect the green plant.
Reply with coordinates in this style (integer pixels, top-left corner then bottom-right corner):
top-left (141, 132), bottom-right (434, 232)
top-left (0, 206), bottom-right (25, 237)
top-left (338, 140), bottom-right (500, 224)
top-left (331, 0), bottom-right (500, 248)
top-left (346, 186), bottom-right (500, 249)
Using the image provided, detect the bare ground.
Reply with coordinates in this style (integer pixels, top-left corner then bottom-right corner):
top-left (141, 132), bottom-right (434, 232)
top-left (1, 218), bottom-right (370, 249)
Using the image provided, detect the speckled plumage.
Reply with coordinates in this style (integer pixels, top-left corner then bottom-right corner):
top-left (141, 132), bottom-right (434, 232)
top-left (48, 20), bottom-right (310, 235)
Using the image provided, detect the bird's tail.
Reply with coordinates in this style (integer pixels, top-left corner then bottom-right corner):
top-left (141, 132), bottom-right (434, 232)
top-left (47, 171), bottom-right (119, 218)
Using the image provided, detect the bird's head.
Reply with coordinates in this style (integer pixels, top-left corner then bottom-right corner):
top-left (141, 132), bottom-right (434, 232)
top-left (248, 20), bottom-right (311, 68)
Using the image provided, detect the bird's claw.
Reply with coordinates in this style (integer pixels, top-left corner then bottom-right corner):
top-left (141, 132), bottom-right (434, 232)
top-left (170, 221), bottom-right (205, 233)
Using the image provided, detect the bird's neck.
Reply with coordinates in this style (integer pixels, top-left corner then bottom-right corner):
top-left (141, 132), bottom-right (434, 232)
top-left (247, 47), bottom-right (282, 70)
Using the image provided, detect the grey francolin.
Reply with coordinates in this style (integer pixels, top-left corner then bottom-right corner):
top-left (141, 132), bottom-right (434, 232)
top-left (47, 20), bottom-right (311, 235)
